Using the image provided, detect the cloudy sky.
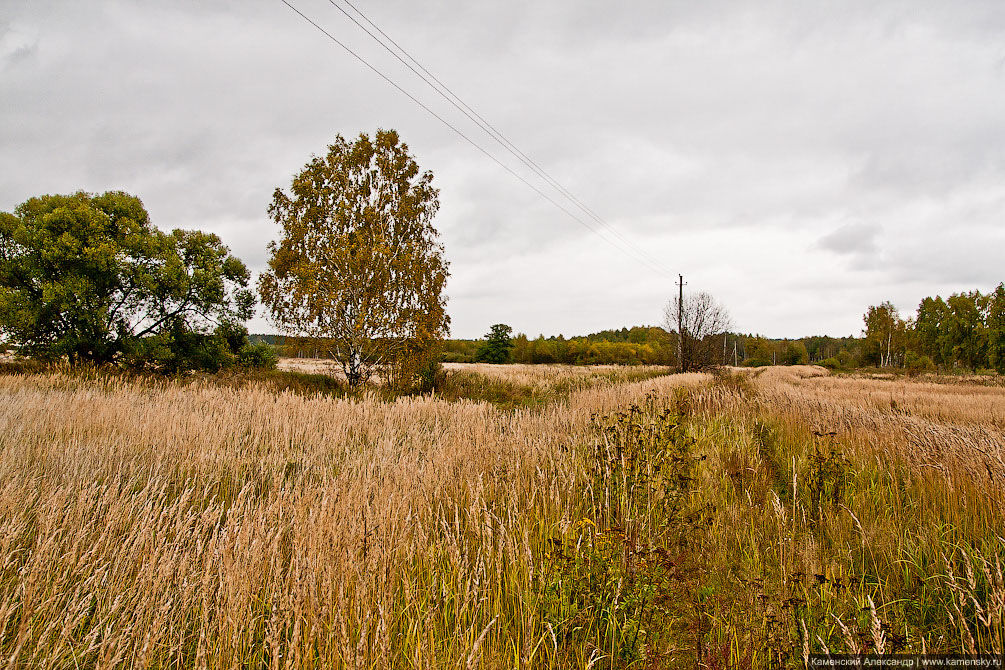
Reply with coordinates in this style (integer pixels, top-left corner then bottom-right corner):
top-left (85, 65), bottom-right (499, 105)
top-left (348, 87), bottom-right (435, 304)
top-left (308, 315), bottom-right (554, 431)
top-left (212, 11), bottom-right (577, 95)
top-left (2, 1), bottom-right (1003, 339)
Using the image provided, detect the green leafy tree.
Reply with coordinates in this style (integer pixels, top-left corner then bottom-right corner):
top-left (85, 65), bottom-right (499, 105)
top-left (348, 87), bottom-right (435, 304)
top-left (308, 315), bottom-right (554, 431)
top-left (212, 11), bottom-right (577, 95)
top-left (0, 191), bottom-right (254, 365)
top-left (258, 129), bottom-right (449, 387)
top-left (511, 333), bottom-right (530, 363)
top-left (988, 284), bottom-right (1005, 374)
top-left (780, 340), bottom-right (809, 365)
top-left (914, 296), bottom-right (953, 366)
top-left (862, 301), bottom-right (907, 367)
top-left (531, 336), bottom-right (558, 364)
top-left (744, 336), bottom-right (774, 367)
top-left (475, 324), bottom-right (514, 363)
top-left (946, 291), bottom-right (989, 371)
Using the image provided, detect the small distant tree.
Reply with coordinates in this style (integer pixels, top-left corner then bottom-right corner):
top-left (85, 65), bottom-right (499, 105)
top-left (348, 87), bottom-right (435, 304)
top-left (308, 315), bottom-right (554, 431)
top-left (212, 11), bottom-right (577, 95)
top-left (914, 296), bottom-right (952, 366)
top-left (512, 333), bottom-right (530, 363)
top-left (744, 336), bottom-right (774, 367)
top-left (946, 291), bottom-right (989, 371)
top-left (988, 284), bottom-right (1005, 374)
top-left (0, 191), bottom-right (254, 366)
top-left (259, 129), bottom-right (450, 388)
top-left (862, 302), bottom-right (907, 367)
top-left (780, 340), bottom-right (809, 365)
top-left (904, 351), bottom-right (935, 376)
top-left (531, 336), bottom-right (557, 364)
top-left (475, 324), bottom-right (514, 363)
top-left (663, 291), bottom-right (732, 372)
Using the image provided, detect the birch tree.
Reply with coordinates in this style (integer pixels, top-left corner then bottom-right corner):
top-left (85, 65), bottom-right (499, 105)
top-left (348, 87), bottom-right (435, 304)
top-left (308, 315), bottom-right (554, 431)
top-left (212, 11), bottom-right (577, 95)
top-left (863, 302), bottom-right (907, 367)
top-left (258, 130), bottom-right (449, 387)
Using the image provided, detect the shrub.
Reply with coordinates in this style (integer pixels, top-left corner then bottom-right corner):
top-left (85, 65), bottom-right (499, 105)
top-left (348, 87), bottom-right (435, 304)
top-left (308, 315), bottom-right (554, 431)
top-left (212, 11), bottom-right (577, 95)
top-left (238, 343), bottom-right (279, 370)
top-left (442, 351), bottom-right (473, 364)
top-left (781, 340), bottom-right (809, 365)
top-left (123, 320), bottom-right (265, 374)
top-left (904, 352), bottom-right (935, 376)
top-left (124, 325), bottom-right (234, 374)
top-left (388, 339), bottom-right (444, 394)
top-left (837, 350), bottom-right (857, 368)
top-left (820, 357), bottom-right (842, 370)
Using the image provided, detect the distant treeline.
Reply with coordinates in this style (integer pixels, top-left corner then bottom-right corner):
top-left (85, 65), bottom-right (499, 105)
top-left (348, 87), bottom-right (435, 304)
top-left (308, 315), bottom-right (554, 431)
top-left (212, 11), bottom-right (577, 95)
top-left (861, 284), bottom-right (1005, 373)
top-left (252, 284), bottom-right (1005, 373)
top-left (446, 327), bottom-right (676, 365)
top-left (253, 329), bottom-right (863, 368)
top-left (441, 327), bottom-right (863, 368)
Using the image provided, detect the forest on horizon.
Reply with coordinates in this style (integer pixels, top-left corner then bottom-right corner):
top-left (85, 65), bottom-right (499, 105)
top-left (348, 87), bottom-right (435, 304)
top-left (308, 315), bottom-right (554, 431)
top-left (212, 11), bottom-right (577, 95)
top-left (253, 282), bottom-right (1005, 374)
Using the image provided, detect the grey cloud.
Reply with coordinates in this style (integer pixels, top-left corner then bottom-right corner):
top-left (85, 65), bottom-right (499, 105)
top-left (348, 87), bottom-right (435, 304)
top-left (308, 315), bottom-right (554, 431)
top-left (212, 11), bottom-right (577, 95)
top-left (0, 24), bottom-right (38, 68)
top-left (817, 222), bottom-right (880, 256)
top-left (3, 0), bottom-right (1004, 338)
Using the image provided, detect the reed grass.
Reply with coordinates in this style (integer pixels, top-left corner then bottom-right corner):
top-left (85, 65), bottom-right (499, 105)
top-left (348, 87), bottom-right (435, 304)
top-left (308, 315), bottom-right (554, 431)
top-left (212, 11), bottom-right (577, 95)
top-left (0, 363), bottom-right (1000, 667)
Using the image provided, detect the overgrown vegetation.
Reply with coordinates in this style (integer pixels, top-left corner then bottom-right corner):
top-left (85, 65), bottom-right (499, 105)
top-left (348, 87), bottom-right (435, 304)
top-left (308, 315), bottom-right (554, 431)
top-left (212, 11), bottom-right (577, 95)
top-left (434, 363), bottom-right (672, 409)
top-left (124, 320), bottom-right (278, 373)
top-left (0, 364), bottom-right (1000, 666)
top-left (443, 326), bottom-right (677, 365)
top-left (443, 329), bottom-right (859, 369)
top-left (534, 369), bottom-right (1004, 664)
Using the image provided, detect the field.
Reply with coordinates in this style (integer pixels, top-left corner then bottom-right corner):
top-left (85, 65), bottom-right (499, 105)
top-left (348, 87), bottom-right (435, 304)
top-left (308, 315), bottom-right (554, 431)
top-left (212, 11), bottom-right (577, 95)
top-left (0, 363), bottom-right (1002, 667)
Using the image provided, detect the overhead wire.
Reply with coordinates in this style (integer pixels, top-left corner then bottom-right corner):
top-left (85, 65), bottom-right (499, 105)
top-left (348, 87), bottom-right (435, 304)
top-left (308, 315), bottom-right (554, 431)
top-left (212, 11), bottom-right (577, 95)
top-left (279, 0), bottom-right (671, 277)
top-left (333, 0), bottom-right (672, 276)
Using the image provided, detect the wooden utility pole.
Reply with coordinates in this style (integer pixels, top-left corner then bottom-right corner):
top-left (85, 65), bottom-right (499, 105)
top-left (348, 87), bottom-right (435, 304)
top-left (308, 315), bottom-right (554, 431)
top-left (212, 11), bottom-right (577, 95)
top-left (676, 274), bottom-right (686, 372)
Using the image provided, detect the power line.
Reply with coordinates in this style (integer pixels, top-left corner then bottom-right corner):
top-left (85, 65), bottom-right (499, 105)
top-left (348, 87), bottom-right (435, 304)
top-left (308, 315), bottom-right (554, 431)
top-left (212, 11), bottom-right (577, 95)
top-left (328, 0), bottom-right (673, 276)
top-left (278, 0), bottom-right (672, 277)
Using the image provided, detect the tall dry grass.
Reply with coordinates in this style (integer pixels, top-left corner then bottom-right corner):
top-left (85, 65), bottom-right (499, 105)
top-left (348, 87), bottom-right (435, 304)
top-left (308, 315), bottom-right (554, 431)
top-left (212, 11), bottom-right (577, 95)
top-left (434, 363), bottom-right (673, 409)
top-left (680, 366), bottom-right (1005, 658)
top-left (441, 363), bottom-right (669, 388)
top-left (751, 365), bottom-right (1005, 489)
top-left (515, 365), bottom-right (1003, 663)
top-left (1, 363), bottom-right (1002, 667)
top-left (758, 365), bottom-right (1005, 428)
top-left (0, 366), bottom-right (703, 668)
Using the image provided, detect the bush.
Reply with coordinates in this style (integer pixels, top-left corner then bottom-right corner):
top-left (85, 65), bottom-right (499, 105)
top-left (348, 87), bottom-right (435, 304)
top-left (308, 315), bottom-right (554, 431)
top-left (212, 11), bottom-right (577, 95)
top-left (442, 351), bottom-right (473, 364)
top-left (123, 324), bottom-right (232, 374)
top-left (123, 320), bottom-right (268, 374)
top-left (820, 357), bottom-right (842, 370)
top-left (905, 352), bottom-right (935, 376)
top-left (389, 339), bottom-right (444, 394)
top-left (238, 343), bottom-right (279, 370)
top-left (781, 340), bottom-right (809, 365)
top-left (837, 350), bottom-right (857, 368)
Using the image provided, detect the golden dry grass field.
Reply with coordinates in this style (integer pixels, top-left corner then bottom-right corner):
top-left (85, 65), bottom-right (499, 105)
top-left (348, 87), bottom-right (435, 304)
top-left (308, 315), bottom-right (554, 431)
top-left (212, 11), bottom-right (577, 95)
top-left (0, 363), bottom-right (1001, 667)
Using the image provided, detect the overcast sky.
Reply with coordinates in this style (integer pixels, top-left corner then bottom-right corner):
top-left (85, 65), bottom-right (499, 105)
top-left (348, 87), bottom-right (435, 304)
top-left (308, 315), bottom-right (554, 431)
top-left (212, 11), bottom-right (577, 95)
top-left (2, 1), bottom-right (1003, 338)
